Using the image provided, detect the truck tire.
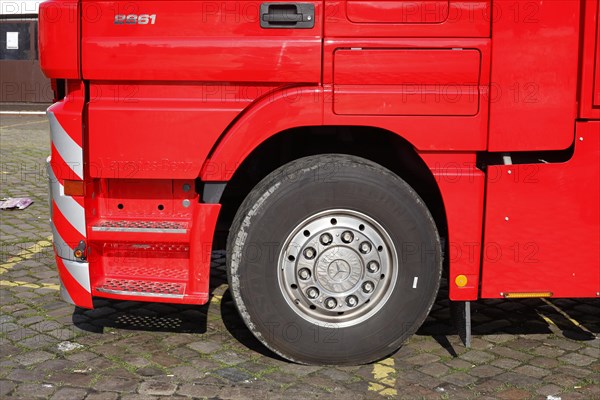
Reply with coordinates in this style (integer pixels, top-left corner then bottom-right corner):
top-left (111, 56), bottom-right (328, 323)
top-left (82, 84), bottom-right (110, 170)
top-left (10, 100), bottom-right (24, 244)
top-left (227, 154), bottom-right (442, 365)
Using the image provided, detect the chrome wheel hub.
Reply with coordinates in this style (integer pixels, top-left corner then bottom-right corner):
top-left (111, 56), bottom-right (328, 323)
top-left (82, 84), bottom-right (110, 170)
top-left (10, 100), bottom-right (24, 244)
top-left (278, 209), bottom-right (398, 327)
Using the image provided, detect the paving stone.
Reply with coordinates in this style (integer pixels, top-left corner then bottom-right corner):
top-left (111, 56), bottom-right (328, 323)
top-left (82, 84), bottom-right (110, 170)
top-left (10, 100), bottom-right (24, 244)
top-left (496, 387), bottom-right (532, 399)
top-left (529, 356), bottom-right (560, 369)
top-left (514, 364), bottom-right (551, 378)
top-left (270, 363), bottom-right (318, 378)
top-left (14, 350), bottom-right (54, 366)
top-left (92, 376), bottom-right (138, 393)
top-left (136, 367), bottom-right (165, 377)
top-left (579, 346), bottom-right (600, 358)
top-left (138, 381), bottom-right (177, 396)
top-left (418, 363), bottom-right (449, 378)
top-left (490, 358), bottom-right (521, 370)
top-left (469, 364), bottom-right (503, 378)
top-left (0, 380), bottom-right (16, 397)
top-left (0, 344), bottom-right (21, 358)
top-left (212, 367), bottom-right (252, 383)
top-left (186, 341), bottom-right (220, 354)
top-left (46, 371), bottom-right (95, 388)
top-left (544, 339), bottom-right (583, 352)
top-left (177, 382), bottom-right (224, 398)
top-left (84, 392), bottom-right (120, 400)
top-left (495, 372), bottom-right (540, 388)
top-left (20, 334), bottom-right (57, 350)
top-left (535, 384), bottom-right (564, 397)
top-left (50, 387), bottom-right (89, 400)
top-left (460, 350), bottom-right (495, 364)
top-left (405, 353), bottom-right (440, 365)
top-left (168, 366), bottom-right (205, 381)
top-left (489, 346), bottom-right (534, 362)
top-left (148, 352), bottom-right (181, 368)
top-left (441, 372), bottom-right (478, 387)
top-left (546, 373), bottom-right (581, 389)
top-left (120, 395), bottom-right (159, 400)
top-left (558, 352), bottom-right (596, 367)
top-left (14, 383), bottom-right (56, 398)
top-left (6, 368), bottom-right (46, 382)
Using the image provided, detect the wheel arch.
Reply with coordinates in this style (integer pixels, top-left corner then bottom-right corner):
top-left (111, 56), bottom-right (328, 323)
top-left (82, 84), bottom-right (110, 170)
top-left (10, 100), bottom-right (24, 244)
top-left (212, 125), bottom-right (449, 253)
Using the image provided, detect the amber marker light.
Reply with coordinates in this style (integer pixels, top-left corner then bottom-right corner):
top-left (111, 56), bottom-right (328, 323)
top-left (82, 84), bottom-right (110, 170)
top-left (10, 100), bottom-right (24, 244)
top-left (63, 180), bottom-right (85, 196)
top-left (503, 292), bottom-right (553, 299)
top-left (455, 275), bottom-right (468, 287)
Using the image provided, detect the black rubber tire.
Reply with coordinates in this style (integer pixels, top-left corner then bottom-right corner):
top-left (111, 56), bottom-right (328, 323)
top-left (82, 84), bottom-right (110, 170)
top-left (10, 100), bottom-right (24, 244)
top-left (227, 154), bottom-right (442, 365)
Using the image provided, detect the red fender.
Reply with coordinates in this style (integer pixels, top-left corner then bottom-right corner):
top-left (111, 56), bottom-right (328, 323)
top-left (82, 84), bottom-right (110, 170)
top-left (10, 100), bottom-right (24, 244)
top-left (200, 86), bottom-right (323, 181)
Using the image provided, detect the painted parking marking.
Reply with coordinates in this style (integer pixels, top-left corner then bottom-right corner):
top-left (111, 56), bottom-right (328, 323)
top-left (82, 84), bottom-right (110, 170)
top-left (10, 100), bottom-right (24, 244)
top-left (0, 236), bottom-right (53, 275)
top-left (0, 111), bottom-right (47, 117)
top-left (541, 298), bottom-right (594, 335)
top-left (368, 357), bottom-right (397, 397)
top-left (0, 280), bottom-right (59, 290)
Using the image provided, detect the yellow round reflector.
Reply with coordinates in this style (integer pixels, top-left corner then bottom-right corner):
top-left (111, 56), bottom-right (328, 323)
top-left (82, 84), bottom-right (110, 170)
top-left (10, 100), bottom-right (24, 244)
top-left (455, 275), bottom-right (468, 287)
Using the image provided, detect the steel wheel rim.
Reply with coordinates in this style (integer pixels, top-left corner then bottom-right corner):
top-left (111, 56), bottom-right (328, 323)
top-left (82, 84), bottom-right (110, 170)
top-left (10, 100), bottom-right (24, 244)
top-left (278, 209), bottom-right (398, 328)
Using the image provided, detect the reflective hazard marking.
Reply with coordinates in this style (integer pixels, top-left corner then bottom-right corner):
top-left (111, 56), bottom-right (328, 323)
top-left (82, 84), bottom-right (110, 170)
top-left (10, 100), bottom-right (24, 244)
top-left (412, 277), bottom-right (419, 289)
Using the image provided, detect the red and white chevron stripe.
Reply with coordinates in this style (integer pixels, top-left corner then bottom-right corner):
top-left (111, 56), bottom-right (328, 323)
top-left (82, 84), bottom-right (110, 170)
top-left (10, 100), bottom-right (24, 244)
top-left (47, 103), bottom-right (92, 308)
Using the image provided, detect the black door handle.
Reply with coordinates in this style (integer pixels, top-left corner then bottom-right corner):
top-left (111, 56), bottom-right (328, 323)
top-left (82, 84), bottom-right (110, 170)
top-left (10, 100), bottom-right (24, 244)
top-left (260, 3), bottom-right (315, 29)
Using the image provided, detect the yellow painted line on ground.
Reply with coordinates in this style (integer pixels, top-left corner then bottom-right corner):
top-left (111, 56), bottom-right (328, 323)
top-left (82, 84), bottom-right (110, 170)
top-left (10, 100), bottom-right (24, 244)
top-left (538, 312), bottom-right (557, 326)
top-left (0, 236), bottom-right (53, 275)
top-left (368, 357), bottom-right (398, 397)
top-left (210, 294), bottom-right (223, 305)
top-left (541, 298), bottom-right (593, 334)
top-left (0, 280), bottom-right (59, 290)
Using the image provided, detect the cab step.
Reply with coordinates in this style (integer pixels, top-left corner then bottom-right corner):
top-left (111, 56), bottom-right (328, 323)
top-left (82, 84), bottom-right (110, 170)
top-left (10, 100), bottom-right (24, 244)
top-left (96, 278), bottom-right (185, 299)
top-left (92, 219), bottom-right (188, 234)
top-left (89, 219), bottom-right (190, 243)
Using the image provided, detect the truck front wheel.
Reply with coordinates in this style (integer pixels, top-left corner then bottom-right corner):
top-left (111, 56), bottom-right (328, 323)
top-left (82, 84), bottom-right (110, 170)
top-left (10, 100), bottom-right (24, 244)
top-left (227, 154), bottom-right (442, 365)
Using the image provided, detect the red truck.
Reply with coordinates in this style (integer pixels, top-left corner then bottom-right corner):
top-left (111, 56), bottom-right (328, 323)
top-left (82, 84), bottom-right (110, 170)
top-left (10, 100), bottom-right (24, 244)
top-left (39, 0), bottom-right (599, 365)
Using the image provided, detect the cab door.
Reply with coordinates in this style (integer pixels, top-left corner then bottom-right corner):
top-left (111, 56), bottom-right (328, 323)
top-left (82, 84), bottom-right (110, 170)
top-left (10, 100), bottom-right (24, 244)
top-left (81, 1), bottom-right (324, 179)
top-left (81, 1), bottom-right (324, 82)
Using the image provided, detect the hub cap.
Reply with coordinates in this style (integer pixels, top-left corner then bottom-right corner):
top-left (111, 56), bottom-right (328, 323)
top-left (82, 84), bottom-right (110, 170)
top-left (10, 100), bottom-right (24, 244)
top-left (278, 209), bottom-right (398, 327)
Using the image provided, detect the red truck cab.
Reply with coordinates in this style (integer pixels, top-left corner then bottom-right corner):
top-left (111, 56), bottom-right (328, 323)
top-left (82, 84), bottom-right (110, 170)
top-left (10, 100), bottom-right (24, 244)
top-left (40, 0), bottom-right (599, 364)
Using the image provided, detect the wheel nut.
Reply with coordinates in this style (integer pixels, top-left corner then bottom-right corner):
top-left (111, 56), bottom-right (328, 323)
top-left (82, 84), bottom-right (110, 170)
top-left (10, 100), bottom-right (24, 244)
top-left (367, 261), bottom-right (380, 273)
top-left (306, 287), bottom-right (319, 299)
top-left (359, 241), bottom-right (372, 254)
top-left (346, 295), bottom-right (358, 307)
top-left (298, 268), bottom-right (311, 280)
top-left (303, 247), bottom-right (316, 260)
top-left (324, 297), bottom-right (337, 309)
top-left (320, 233), bottom-right (333, 245)
top-left (362, 281), bottom-right (375, 293)
top-left (341, 231), bottom-right (354, 243)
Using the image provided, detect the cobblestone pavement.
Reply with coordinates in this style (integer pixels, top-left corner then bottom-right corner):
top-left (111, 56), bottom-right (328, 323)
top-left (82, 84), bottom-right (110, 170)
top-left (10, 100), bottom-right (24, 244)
top-left (1, 114), bottom-right (599, 399)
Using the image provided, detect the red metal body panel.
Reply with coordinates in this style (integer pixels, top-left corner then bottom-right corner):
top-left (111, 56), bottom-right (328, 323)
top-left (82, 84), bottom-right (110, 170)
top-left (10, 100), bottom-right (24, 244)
top-left (333, 49), bottom-right (481, 116)
top-left (87, 83), bottom-right (278, 179)
top-left (81, 1), bottom-right (323, 82)
top-left (325, 0), bottom-right (490, 37)
top-left (201, 86), bottom-right (324, 181)
top-left (579, 0), bottom-right (600, 119)
top-left (38, 0), bottom-right (80, 79)
top-left (481, 122), bottom-right (600, 298)
top-left (487, 0), bottom-right (580, 151)
top-left (420, 153), bottom-right (485, 301)
top-left (346, 1), bottom-right (449, 24)
top-left (321, 38), bottom-right (491, 151)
